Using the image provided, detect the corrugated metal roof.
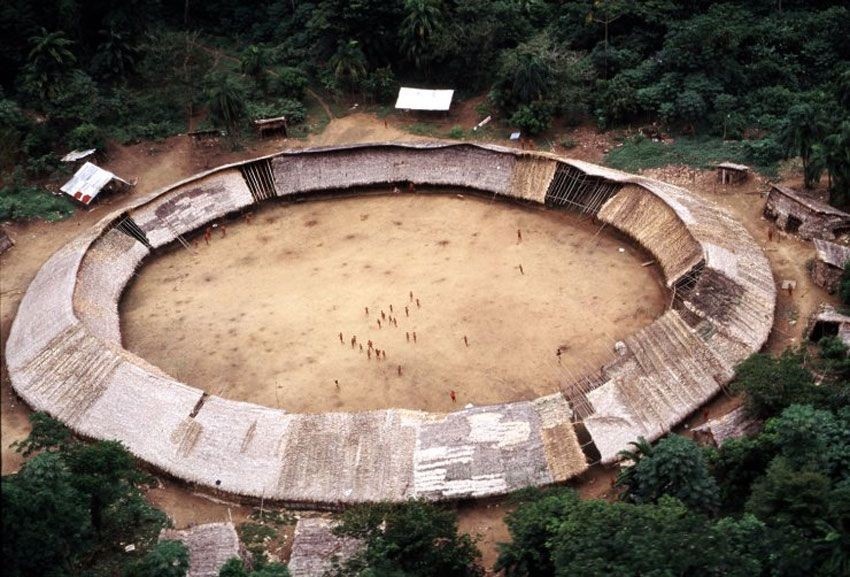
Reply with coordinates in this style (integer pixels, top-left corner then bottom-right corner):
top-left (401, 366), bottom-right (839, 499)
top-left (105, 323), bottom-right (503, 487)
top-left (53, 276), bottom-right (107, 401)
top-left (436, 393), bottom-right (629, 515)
top-left (60, 162), bottom-right (128, 205)
top-left (61, 148), bottom-right (96, 162)
top-left (716, 162), bottom-right (749, 171)
top-left (395, 87), bottom-right (454, 111)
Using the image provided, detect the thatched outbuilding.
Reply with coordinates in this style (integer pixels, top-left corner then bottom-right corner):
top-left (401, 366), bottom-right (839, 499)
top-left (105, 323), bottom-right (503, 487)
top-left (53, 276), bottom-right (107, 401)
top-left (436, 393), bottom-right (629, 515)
top-left (288, 517), bottom-right (361, 577)
top-left (807, 305), bottom-right (850, 347)
top-left (0, 228), bottom-right (13, 254)
top-left (6, 142), bottom-right (776, 503)
top-left (764, 184), bottom-right (850, 240)
top-left (159, 522), bottom-right (245, 577)
top-left (716, 162), bottom-right (749, 185)
top-left (812, 239), bottom-right (850, 293)
top-left (692, 406), bottom-right (760, 447)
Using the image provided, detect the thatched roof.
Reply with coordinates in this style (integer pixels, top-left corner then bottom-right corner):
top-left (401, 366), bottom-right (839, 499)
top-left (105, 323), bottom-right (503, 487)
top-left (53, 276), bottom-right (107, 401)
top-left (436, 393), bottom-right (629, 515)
top-left (159, 522), bottom-right (244, 577)
top-left (692, 406), bottom-right (760, 446)
top-left (6, 142), bottom-right (775, 501)
top-left (814, 239), bottom-right (850, 269)
top-left (288, 517), bottom-right (362, 577)
top-left (769, 184), bottom-right (849, 217)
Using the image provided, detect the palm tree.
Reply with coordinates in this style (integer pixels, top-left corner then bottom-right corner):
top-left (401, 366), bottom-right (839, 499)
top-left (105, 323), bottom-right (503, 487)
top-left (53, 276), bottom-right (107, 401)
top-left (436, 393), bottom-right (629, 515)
top-left (96, 27), bottom-right (137, 80)
top-left (329, 40), bottom-right (367, 92)
top-left (24, 28), bottom-right (76, 99)
top-left (206, 74), bottom-right (247, 134)
top-left (779, 104), bottom-right (824, 188)
top-left (613, 436), bottom-right (653, 498)
top-left (822, 121), bottom-right (850, 207)
top-left (511, 51), bottom-right (553, 105)
top-left (399, 0), bottom-right (444, 71)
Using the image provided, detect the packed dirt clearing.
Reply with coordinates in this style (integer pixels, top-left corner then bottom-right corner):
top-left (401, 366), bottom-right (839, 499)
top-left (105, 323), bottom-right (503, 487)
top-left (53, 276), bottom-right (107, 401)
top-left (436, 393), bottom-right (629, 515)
top-left (121, 190), bottom-right (666, 413)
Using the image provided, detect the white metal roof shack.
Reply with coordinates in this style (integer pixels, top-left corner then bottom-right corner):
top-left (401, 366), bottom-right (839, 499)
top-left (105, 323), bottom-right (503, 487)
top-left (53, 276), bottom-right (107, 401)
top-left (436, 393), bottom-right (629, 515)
top-left (61, 148), bottom-right (97, 162)
top-left (395, 87), bottom-right (454, 111)
top-left (60, 162), bottom-right (130, 205)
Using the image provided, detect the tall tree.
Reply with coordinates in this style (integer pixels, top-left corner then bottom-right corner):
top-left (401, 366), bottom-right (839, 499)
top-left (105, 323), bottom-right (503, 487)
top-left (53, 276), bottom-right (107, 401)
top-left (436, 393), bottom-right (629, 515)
top-left (399, 0), bottom-right (444, 71)
top-left (780, 103), bottom-right (825, 188)
top-left (23, 27), bottom-right (76, 99)
top-left (328, 40), bottom-right (367, 92)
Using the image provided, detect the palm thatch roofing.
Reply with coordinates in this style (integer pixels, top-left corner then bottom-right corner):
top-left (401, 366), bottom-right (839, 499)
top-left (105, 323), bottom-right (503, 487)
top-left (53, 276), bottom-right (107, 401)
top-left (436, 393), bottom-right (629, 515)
top-left (288, 517), bottom-right (362, 577)
top-left (814, 239), bottom-right (850, 269)
top-left (6, 142), bottom-right (775, 503)
top-left (159, 522), bottom-right (244, 577)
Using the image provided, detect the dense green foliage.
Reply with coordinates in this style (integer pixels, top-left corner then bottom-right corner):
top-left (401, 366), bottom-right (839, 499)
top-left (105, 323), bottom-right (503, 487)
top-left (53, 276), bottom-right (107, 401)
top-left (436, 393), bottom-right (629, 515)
top-left (329, 500), bottom-right (483, 577)
top-left (497, 346), bottom-right (849, 577)
top-left (2, 0), bottom-right (850, 213)
top-left (2, 413), bottom-right (171, 577)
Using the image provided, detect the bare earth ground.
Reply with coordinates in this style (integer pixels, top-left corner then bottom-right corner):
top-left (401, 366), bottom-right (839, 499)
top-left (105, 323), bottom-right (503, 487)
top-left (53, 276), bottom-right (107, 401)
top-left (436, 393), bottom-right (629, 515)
top-left (0, 113), bottom-right (841, 570)
top-left (121, 192), bottom-right (664, 413)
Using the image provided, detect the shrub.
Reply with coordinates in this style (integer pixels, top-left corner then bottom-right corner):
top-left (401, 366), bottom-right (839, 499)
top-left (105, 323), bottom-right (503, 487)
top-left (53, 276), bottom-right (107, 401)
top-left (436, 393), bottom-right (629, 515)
top-left (246, 98), bottom-right (306, 125)
top-left (510, 101), bottom-right (552, 136)
top-left (448, 125), bottom-right (464, 139)
top-left (731, 352), bottom-right (815, 419)
top-left (269, 66), bottom-right (308, 99)
top-left (744, 137), bottom-right (784, 167)
top-left (67, 122), bottom-right (105, 150)
top-left (0, 176), bottom-right (74, 221)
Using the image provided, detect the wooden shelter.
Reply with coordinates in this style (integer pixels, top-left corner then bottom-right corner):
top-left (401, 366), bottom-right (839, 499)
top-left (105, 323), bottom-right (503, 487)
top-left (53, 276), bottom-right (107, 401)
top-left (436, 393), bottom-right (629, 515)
top-left (807, 304), bottom-right (850, 348)
top-left (288, 517), bottom-right (361, 577)
top-left (0, 228), bottom-right (13, 255)
top-left (60, 162), bottom-right (131, 205)
top-left (764, 184), bottom-right (850, 240)
top-left (159, 522), bottom-right (245, 577)
top-left (812, 239), bottom-right (850, 293)
top-left (252, 116), bottom-right (288, 138)
top-left (716, 162), bottom-right (749, 185)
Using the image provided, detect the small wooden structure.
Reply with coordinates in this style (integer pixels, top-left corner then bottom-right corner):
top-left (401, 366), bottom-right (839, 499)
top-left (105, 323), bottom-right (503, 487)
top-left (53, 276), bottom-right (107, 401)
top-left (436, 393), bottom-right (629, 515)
top-left (806, 304), bottom-right (850, 348)
top-left (60, 162), bottom-right (132, 206)
top-left (159, 522), bottom-right (246, 577)
top-left (252, 116), bottom-right (288, 138)
top-left (188, 128), bottom-right (226, 145)
top-left (288, 517), bottom-right (362, 577)
top-left (716, 162), bottom-right (749, 185)
top-left (764, 184), bottom-right (850, 240)
top-left (812, 239), bottom-right (850, 293)
top-left (0, 228), bottom-right (13, 255)
top-left (692, 406), bottom-right (760, 448)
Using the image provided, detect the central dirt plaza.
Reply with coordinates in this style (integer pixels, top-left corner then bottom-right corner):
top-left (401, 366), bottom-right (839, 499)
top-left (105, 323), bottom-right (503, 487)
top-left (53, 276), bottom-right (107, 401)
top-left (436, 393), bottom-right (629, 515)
top-left (122, 192), bottom-right (665, 413)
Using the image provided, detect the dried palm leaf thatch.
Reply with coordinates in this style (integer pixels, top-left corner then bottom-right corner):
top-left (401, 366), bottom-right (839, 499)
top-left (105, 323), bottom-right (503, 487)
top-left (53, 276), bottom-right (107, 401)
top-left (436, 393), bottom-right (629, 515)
top-left (159, 522), bottom-right (244, 577)
top-left (584, 310), bottom-right (732, 463)
top-left (289, 517), bottom-right (362, 577)
top-left (271, 144), bottom-right (517, 197)
top-left (507, 155), bottom-right (557, 203)
top-left (130, 170), bottom-right (253, 248)
top-left (598, 185), bottom-right (702, 284)
top-left (74, 228), bottom-right (149, 343)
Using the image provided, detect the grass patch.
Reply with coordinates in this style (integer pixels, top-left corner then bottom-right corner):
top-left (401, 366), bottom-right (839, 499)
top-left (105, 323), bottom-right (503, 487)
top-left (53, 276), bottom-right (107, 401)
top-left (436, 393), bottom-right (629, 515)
top-left (605, 135), bottom-right (779, 176)
top-left (0, 180), bottom-right (74, 221)
top-left (405, 122), bottom-right (442, 137)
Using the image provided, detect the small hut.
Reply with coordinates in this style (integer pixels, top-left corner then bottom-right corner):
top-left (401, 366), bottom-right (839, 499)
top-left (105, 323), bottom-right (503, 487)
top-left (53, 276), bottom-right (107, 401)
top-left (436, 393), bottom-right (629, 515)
top-left (806, 305), bottom-right (850, 348)
top-left (692, 406), bottom-right (760, 448)
top-left (764, 184), bottom-right (850, 240)
top-left (0, 228), bottom-right (13, 255)
top-left (159, 522), bottom-right (245, 577)
top-left (812, 239), bottom-right (850, 293)
top-left (60, 162), bottom-right (131, 205)
top-left (716, 162), bottom-right (749, 185)
top-left (288, 517), bottom-right (362, 577)
top-left (395, 87), bottom-right (454, 114)
top-left (252, 116), bottom-right (288, 138)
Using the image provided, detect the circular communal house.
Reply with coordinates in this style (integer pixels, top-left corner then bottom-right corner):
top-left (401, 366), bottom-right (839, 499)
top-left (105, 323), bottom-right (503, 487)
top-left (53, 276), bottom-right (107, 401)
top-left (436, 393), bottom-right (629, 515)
top-left (6, 143), bottom-right (775, 506)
